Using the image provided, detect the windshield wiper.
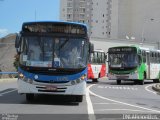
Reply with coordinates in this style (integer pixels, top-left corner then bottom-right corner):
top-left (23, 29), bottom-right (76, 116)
top-left (59, 39), bottom-right (69, 49)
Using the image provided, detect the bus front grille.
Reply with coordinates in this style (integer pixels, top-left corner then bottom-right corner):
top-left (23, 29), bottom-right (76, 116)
top-left (36, 86), bottom-right (67, 93)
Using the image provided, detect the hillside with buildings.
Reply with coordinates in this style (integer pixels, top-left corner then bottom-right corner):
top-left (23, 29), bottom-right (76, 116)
top-left (0, 34), bottom-right (17, 78)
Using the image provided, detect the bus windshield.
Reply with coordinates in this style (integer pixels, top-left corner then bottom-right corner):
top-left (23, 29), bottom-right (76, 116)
top-left (109, 53), bottom-right (138, 68)
top-left (19, 36), bottom-right (87, 69)
top-left (90, 51), bottom-right (105, 64)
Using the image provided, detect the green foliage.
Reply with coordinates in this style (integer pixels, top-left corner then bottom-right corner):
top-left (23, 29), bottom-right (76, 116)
top-left (13, 54), bottom-right (19, 71)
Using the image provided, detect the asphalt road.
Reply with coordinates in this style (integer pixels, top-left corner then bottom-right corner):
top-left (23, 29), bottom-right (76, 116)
top-left (0, 78), bottom-right (160, 120)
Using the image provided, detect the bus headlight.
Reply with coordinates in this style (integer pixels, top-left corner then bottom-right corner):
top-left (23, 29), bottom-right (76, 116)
top-left (71, 80), bottom-right (76, 85)
top-left (24, 78), bottom-right (33, 84)
top-left (76, 79), bottom-right (81, 84)
top-left (28, 79), bottom-right (33, 84)
top-left (19, 73), bottom-right (33, 84)
top-left (71, 74), bottom-right (87, 85)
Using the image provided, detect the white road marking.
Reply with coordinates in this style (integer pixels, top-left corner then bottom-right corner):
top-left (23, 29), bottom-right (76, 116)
top-left (0, 89), bottom-right (17, 96)
top-left (94, 103), bottom-right (118, 105)
top-left (86, 85), bottom-right (96, 120)
top-left (88, 84), bottom-right (160, 113)
top-left (98, 86), bottom-right (138, 91)
top-left (95, 109), bottom-right (151, 112)
top-left (145, 84), bottom-right (157, 94)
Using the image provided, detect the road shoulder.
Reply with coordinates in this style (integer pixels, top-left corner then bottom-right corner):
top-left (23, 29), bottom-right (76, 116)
top-left (0, 78), bottom-right (17, 83)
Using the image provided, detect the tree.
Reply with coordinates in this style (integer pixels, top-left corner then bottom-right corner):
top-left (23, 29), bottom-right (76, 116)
top-left (13, 54), bottom-right (19, 71)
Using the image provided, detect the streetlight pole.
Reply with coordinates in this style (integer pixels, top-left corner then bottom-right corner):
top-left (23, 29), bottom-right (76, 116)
top-left (157, 41), bottom-right (160, 50)
top-left (141, 18), bottom-right (154, 46)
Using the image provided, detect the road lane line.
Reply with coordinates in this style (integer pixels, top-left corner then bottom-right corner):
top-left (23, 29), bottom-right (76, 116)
top-left (95, 109), bottom-right (151, 112)
top-left (94, 103), bottom-right (118, 105)
top-left (88, 84), bottom-right (160, 113)
top-left (145, 84), bottom-right (157, 94)
top-left (0, 89), bottom-right (17, 96)
top-left (86, 85), bottom-right (96, 120)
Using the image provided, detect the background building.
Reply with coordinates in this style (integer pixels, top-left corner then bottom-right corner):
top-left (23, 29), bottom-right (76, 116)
top-left (60, 0), bottom-right (160, 50)
top-left (60, 0), bottom-right (112, 38)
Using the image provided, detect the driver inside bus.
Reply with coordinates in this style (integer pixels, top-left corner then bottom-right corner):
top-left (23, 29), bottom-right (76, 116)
top-left (29, 41), bottom-right (42, 61)
top-left (61, 44), bottom-right (81, 68)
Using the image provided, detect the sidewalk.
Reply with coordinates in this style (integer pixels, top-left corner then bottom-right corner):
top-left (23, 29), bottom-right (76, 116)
top-left (152, 83), bottom-right (160, 93)
top-left (0, 78), bottom-right (17, 83)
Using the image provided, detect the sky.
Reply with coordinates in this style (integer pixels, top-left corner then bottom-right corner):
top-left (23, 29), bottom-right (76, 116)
top-left (0, 0), bottom-right (60, 38)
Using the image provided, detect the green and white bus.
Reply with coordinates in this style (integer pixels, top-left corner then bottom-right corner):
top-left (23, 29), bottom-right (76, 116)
top-left (108, 46), bottom-right (160, 85)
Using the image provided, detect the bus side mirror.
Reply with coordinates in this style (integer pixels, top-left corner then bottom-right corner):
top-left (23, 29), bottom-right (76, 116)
top-left (15, 33), bottom-right (21, 54)
top-left (106, 52), bottom-right (108, 62)
top-left (89, 42), bottom-right (94, 53)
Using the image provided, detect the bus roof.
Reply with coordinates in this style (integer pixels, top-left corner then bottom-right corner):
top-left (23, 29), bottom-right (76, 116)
top-left (94, 49), bottom-right (105, 53)
top-left (22, 21), bottom-right (87, 28)
top-left (108, 45), bottom-right (160, 53)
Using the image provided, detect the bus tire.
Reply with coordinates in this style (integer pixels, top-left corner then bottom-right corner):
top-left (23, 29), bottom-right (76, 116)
top-left (153, 79), bottom-right (159, 83)
top-left (76, 95), bottom-right (83, 102)
top-left (139, 80), bottom-right (144, 85)
top-left (144, 72), bottom-right (147, 80)
top-left (26, 94), bottom-right (34, 102)
top-left (117, 80), bottom-right (121, 85)
top-left (134, 80), bottom-right (138, 84)
top-left (92, 79), bottom-right (98, 83)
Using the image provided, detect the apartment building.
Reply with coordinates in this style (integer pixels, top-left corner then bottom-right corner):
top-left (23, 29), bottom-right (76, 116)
top-left (60, 0), bottom-right (160, 49)
top-left (60, 0), bottom-right (112, 38)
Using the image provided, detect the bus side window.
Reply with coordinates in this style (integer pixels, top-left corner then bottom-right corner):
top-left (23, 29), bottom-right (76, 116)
top-left (97, 52), bottom-right (102, 63)
top-left (142, 51), bottom-right (146, 63)
top-left (150, 52), bottom-right (153, 63)
top-left (159, 53), bottom-right (160, 63)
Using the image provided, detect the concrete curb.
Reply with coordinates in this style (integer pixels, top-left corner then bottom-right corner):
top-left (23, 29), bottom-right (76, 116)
top-left (152, 83), bottom-right (160, 93)
top-left (0, 78), bottom-right (17, 83)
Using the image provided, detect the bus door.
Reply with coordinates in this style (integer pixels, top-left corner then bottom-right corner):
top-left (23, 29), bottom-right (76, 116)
top-left (146, 51), bottom-right (150, 79)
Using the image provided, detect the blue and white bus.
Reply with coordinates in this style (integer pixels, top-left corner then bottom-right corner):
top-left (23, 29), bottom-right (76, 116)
top-left (15, 21), bottom-right (93, 102)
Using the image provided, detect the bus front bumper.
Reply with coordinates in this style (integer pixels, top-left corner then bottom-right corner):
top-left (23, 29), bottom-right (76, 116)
top-left (17, 79), bottom-right (86, 96)
top-left (108, 73), bottom-right (139, 80)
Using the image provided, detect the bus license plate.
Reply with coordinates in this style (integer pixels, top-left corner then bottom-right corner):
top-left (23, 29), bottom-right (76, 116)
top-left (116, 76), bottom-right (129, 79)
top-left (46, 85), bottom-right (57, 90)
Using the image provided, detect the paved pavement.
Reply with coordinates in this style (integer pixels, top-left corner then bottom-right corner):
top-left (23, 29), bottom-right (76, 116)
top-left (0, 78), bottom-right (17, 83)
top-left (0, 78), bottom-right (160, 120)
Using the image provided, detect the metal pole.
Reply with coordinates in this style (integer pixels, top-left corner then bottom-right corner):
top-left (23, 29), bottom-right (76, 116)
top-left (157, 41), bottom-right (160, 50)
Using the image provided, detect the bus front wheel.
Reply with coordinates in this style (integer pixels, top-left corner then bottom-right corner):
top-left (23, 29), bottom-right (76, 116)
top-left (76, 95), bottom-right (83, 102)
top-left (26, 94), bottom-right (34, 102)
top-left (139, 80), bottom-right (144, 85)
top-left (153, 79), bottom-right (159, 83)
top-left (117, 80), bottom-right (121, 85)
top-left (92, 79), bottom-right (98, 83)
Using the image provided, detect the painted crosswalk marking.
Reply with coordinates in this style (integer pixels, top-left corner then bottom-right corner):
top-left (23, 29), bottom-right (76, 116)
top-left (97, 86), bottom-right (138, 90)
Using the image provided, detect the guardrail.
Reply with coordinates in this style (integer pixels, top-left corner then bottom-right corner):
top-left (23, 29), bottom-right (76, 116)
top-left (0, 72), bottom-right (18, 74)
top-left (0, 72), bottom-right (18, 79)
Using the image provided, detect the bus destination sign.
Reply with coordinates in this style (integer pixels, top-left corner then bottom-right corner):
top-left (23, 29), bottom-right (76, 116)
top-left (109, 47), bottom-right (136, 53)
top-left (22, 22), bottom-right (86, 35)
